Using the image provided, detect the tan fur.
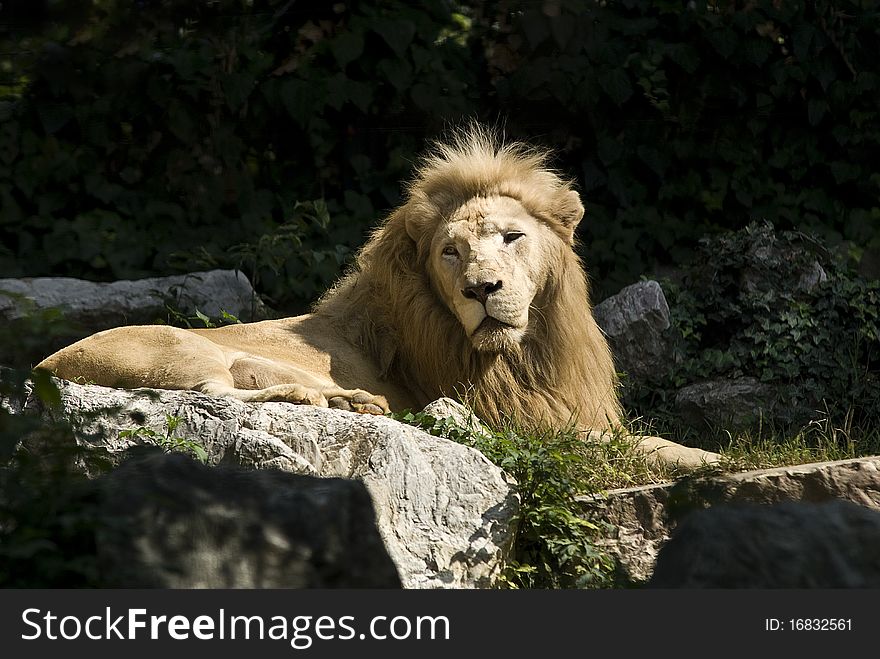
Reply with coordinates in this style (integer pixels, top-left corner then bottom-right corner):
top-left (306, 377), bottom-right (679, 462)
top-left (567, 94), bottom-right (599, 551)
top-left (316, 127), bottom-right (620, 431)
top-left (37, 125), bottom-right (717, 466)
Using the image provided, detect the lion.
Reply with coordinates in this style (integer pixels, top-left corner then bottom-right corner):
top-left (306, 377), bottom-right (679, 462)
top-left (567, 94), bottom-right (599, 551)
top-left (36, 126), bottom-right (718, 467)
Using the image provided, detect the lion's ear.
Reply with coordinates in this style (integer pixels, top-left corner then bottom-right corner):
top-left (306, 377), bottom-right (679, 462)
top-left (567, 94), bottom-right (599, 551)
top-left (556, 190), bottom-right (585, 243)
top-left (401, 204), bottom-right (429, 243)
top-left (382, 205), bottom-right (418, 242)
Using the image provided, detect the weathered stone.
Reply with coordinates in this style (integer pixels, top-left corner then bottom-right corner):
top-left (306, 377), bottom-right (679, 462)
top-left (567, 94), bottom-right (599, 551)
top-left (0, 269), bottom-right (266, 325)
top-left (593, 280), bottom-right (671, 382)
top-left (577, 482), bottom-right (672, 583)
top-left (0, 270), bottom-right (267, 366)
top-left (674, 377), bottom-right (776, 432)
top-left (9, 378), bottom-right (518, 589)
top-left (95, 452), bottom-right (402, 588)
top-left (741, 234), bottom-right (828, 296)
top-left (648, 500), bottom-right (880, 588)
top-left (578, 456), bottom-right (880, 583)
top-left (422, 397), bottom-right (492, 437)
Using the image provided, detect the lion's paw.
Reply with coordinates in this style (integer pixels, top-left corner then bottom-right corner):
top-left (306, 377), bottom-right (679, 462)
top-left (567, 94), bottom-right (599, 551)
top-left (326, 389), bottom-right (389, 415)
top-left (251, 383), bottom-right (328, 407)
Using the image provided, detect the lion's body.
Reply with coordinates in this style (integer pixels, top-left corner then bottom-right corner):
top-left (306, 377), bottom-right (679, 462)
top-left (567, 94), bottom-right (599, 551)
top-left (38, 127), bottom-right (717, 466)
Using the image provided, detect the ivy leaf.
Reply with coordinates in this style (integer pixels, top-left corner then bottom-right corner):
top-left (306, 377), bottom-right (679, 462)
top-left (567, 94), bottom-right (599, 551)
top-left (326, 75), bottom-right (373, 112)
top-left (279, 79), bottom-right (320, 128)
top-left (550, 14), bottom-right (575, 50)
top-left (791, 24), bottom-right (816, 61)
top-left (596, 134), bottom-right (623, 166)
top-left (520, 10), bottom-right (550, 48)
top-left (814, 56), bottom-right (836, 91)
top-left (167, 102), bottom-right (195, 143)
top-left (666, 44), bottom-right (700, 74)
top-left (707, 28), bottom-right (738, 59)
top-left (807, 99), bottom-right (828, 126)
top-left (377, 58), bottom-right (412, 91)
top-left (222, 72), bottom-right (254, 111)
top-left (37, 103), bottom-right (72, 134)
top-left (331, 31), bottom-right (364, 68)
top-left (598, 68), bottom-right (633, 106)
top-left (373, 19), bottom-right (416, 58)
top-left (743, 39), bottom-right (772, 67)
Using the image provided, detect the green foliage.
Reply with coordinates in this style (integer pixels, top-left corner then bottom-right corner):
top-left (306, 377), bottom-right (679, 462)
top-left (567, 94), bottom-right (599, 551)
top-left (625, 222), bottom-right (880, 439)
top-left (119, 414), bottom-right (209, 463)
top-left (0, 0), bottom-right (478, 310)
top-left (0, 367), bottom-right (112, 587)
top-left (475, 0), bottom-right (880, 294)
top-left (394, 410), bottom-right (615, 589)
top-left (2, 1), bottom-right (877, 306)
top-left (161, 305), bottom-right (242, 329)
top-left (0, 447), bottom-right (104, 587)
top-left (184, 199), bottom-right (351, 310)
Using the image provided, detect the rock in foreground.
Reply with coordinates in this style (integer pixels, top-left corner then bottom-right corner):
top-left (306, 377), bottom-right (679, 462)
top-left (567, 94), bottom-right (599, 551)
top-left (649, 500), bottom-right (880, 588)
top-left (7, 380), bottom-right (518, 589)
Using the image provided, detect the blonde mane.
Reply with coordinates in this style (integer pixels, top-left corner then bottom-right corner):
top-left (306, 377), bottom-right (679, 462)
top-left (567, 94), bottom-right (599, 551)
top-left (315, 127), bottom-right (622, 432)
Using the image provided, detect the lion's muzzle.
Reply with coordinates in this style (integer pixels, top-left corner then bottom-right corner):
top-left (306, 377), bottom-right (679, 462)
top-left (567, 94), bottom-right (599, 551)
top-left (462, 280), bottom-right (503, 304)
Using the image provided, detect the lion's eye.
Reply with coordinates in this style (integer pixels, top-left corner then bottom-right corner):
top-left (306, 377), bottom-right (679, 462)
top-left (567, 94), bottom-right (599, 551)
top-left (503, 232), bottom-right (525, 244)
top-left (442, 245), bottom-right (459, 257)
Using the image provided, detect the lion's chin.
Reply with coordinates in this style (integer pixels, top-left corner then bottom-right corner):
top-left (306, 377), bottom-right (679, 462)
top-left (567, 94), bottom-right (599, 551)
top-left (470, 318), bottom-right (524, 353)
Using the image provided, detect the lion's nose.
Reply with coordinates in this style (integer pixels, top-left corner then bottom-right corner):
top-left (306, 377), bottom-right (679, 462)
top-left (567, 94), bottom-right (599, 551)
top-left (462, 280), bottom-right (503, 304)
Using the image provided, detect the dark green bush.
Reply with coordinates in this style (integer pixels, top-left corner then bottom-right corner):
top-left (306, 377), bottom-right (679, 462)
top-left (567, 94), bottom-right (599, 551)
top-left (0, 366), bottom-right (112, 587)
top-left (473, 0), bottom-right (880, 294)
top-left (2, 0), bottom-right (878, 308)
top-left (0, 0), bottom-right (479, 310)
top-left (624, 222), bottom-right (880, 437)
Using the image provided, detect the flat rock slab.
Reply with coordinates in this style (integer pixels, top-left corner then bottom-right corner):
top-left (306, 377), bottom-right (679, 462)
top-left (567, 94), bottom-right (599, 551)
top-left (6, 381), bottom-right (518, 589)
top-left (578, 456), bottom-right (880, 582)
top-left (0, 270), bottom-right (266, 366)
top-left (0, 269), bottom-right (265, 325)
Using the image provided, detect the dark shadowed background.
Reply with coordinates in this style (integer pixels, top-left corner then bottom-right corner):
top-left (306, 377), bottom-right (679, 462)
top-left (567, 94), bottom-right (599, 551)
top-left (1, 0), bottom-right (877, 312)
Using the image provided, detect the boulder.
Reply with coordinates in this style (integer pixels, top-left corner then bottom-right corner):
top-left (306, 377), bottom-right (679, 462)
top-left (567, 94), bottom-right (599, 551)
top-left (578, 456), bottom-right (880, 583)
top-left (0, 269), bottom-right (265, 326)
top-left (0, 270), bottom-right (266, 367)
top-left (593, 280), bottom-right (671, 383)
top-left (648, 500), bottom-right (880, 588)
top-left (740, 230), bottom-right (828, 296)
top-left (674, 377), bottom-right (777, 432)
top-left (14, 451), bottom-right (403, 588)
top-left (6, 380), bottom-right (518, 589)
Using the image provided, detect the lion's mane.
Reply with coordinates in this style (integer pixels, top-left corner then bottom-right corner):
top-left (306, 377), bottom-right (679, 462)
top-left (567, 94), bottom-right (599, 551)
top-left (315, 127), bottom-right (622, 432)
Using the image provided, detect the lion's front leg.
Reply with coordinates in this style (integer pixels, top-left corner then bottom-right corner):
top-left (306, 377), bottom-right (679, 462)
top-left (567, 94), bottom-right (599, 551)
top-left (230, 383), bottom-right (328, 407)
top-left (224, 356), bottom-right (388, 415)
top-left (230, 384), bottom-right (388, 415)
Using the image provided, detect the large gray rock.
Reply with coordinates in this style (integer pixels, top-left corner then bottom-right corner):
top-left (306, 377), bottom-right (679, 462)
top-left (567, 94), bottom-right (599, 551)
top-left (648, 500), bottom-right (880, 588)
top-left (593, 280), bottom-right (671, 383)
top-left (674, 377), bottom-right (777, 432)
top-left (0, 270), bottom-right (266, 366)
top-left (0, 269), bottom-right (265, 325)
top-left (6, 381), bottom-right (518, 589)
top-left (96, 453), bottom-right (402, 588)
top-left (740, 229), bottom-right (828, 296)
top-left (578, 456), bottom-right (880, 583)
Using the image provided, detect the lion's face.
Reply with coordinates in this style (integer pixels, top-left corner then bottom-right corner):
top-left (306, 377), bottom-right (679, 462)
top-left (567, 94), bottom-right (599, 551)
top-left (427, 195), bottom-right (561, 353)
